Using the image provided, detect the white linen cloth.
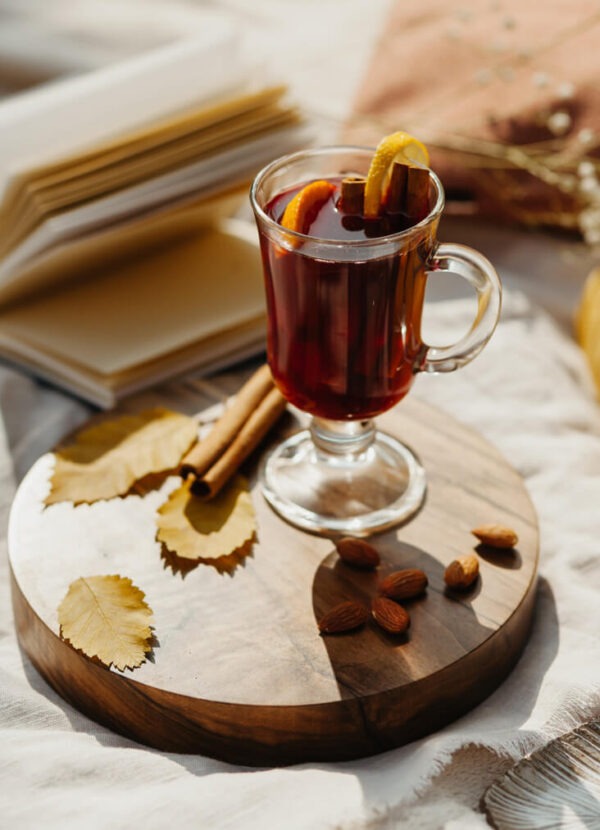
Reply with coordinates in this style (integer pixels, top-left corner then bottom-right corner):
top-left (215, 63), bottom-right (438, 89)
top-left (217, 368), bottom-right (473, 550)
top-left (1, 286), bottom-right (599, 830)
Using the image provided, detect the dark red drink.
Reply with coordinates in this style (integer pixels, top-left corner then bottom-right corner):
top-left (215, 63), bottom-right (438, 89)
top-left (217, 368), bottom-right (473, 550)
top-left (260, 176), bottom-right (432, 421)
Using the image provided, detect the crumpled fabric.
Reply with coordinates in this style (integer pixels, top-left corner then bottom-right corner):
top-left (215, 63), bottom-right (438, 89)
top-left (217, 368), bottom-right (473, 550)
top-left (1, 289), bottom-right (599, 829)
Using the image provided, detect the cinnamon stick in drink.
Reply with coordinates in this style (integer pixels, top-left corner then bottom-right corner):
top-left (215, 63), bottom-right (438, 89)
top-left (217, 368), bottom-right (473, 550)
top-left (340, 177), bottom-right (365, 214)
top-left (385, 163), bottom-right (430, 361)
top-left (405, 166), bottom-right (430, 221)
top-left (386, 162), bottom-right (429, 219)
top-left (179, 364), bottom-right (286, 498)
top-left (387, 162), bottom-right (408, 212)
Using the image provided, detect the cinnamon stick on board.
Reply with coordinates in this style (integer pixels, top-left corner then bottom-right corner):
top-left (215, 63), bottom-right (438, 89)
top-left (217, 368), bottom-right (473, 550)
top-left (179, 364), bottom-right (286, 499)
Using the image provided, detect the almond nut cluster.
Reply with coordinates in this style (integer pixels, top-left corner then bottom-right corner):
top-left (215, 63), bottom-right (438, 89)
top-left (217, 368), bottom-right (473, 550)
top-left (318, 537), bottom-right (427, 636)
top-left (318, 523), bottom-right (518, 637)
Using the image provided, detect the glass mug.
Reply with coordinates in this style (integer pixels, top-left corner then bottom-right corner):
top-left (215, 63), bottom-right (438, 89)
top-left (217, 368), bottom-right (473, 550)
top-left (251, 146), bottom-right (501, 534)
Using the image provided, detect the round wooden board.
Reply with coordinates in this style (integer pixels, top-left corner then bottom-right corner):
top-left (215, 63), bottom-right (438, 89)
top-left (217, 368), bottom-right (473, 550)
top-left (9, 397), bottom-right (539, 766)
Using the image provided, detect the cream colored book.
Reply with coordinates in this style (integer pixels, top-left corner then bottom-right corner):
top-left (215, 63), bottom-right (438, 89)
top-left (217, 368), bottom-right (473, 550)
top-left (0, 20), bottom-right (307, 406)
top-left (0, 215), bottom-right (267, 408)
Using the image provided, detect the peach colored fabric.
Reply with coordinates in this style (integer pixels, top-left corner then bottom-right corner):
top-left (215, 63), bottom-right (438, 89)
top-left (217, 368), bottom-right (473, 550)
top-left (346, 0), bottom-right (600, 232)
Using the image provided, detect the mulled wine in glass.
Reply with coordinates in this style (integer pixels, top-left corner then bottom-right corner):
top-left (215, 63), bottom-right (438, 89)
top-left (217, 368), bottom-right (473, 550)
top-left (251, 146), bottom-right (501, 534)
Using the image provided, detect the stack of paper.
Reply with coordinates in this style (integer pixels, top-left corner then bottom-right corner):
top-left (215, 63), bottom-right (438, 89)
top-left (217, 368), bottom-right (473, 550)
top-left (0, 14), bottom-right (306, 407)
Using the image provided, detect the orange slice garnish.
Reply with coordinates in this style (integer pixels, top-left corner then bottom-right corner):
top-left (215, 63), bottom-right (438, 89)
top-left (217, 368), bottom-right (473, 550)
top-left (364, 131), bottom-right (429, 218)
top-left (281, 179), bottom-right (336, 234)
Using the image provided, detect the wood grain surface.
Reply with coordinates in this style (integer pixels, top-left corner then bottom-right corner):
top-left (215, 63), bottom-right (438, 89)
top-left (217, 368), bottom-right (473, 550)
top-left (9, 397), bottom-right (539, 765)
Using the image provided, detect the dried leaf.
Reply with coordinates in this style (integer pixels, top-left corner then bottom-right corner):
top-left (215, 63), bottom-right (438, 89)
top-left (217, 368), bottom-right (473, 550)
top-left (58, 575), bottom-right (154, 671)
top-left (156, 475), bottom-right (255, 562)
top-left (47, 408), bottom-right (198, 505)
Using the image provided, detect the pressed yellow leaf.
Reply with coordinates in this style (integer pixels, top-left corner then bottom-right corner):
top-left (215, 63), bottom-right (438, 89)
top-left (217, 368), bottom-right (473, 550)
top-left (156, 475), bottom-right (255, 561)
top-left (46, 408), bottom-right (198, 505)
top-left (58, 575), bottom-right (154, 671)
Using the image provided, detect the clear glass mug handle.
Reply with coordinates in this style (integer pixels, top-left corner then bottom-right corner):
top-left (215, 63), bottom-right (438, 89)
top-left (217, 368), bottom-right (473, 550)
top-left (421, 242), bottom-right (502, 372)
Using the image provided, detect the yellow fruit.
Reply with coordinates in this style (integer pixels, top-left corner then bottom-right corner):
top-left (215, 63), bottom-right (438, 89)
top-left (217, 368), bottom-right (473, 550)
top-left (364, 131), bottom-right (429, 218)
top-left (575, 267), bottom-right (600, 396)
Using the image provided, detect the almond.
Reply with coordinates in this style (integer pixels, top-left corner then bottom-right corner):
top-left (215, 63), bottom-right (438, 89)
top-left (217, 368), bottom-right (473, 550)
top-left (472, 524), bottom-right (518, 549)
top-left (444, 554), bottom-right (479, 590)
top-left (318, 600), bottom-right (369, 634)
top-left (371, 597), bottom-right (410, 634)
top-left (336, 537), bottom-right (380, 569)
top-left (378, 568), bottom-right (428, 600)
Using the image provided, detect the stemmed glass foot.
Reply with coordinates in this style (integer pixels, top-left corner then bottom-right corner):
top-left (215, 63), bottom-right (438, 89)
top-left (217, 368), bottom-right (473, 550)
top-left (260, 418), bottom-right (426, 535)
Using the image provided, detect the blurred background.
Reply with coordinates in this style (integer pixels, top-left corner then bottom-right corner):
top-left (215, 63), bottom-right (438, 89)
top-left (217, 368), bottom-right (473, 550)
top-left (0, 0), bottom-right (598, 376)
